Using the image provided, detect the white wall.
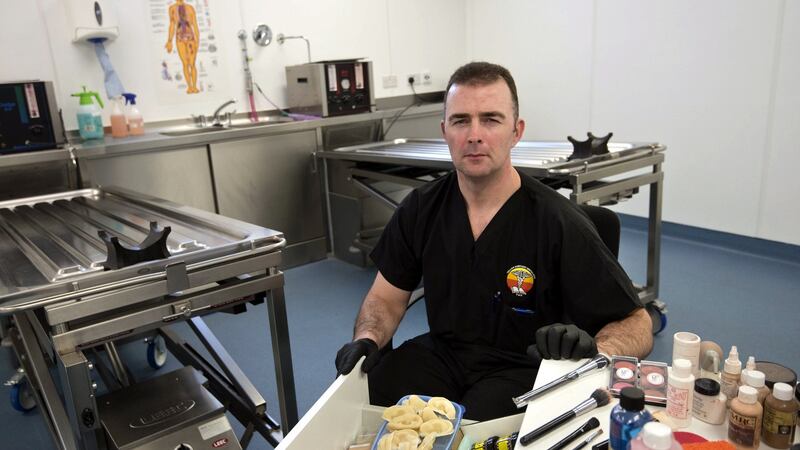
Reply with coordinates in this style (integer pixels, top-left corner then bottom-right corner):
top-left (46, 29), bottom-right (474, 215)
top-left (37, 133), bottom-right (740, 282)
top-left (468, 0), bottom-right (800, 246)
top-left (2, 0), bottom-right (798, 246)
top-left (758, 0), bottom-right (800, 246)
top-left (0, 0), bottom-right (465, 130)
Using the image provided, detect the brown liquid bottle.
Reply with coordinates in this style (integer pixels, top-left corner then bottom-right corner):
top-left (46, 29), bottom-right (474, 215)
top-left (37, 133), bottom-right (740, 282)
top-left (762, 382), bottom-right (798, 449)
top-left (728, 385), bottom-right (763, 450)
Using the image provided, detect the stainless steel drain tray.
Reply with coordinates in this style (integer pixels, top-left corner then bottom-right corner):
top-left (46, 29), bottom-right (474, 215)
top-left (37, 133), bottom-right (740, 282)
top-left (0, 187), bottom-right (284, 313)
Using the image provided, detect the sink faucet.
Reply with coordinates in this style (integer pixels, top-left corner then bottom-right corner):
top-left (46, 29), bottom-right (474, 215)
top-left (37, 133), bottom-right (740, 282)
top-left (212, 99), bottom-right (237, 126)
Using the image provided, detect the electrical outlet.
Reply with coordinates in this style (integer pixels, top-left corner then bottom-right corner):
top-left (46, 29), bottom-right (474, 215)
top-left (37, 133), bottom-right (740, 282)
top-left (422, 71), bottom-right (432, 85)
top-left (382, 75), bottom-right (398, 89)
top-left (407, 73), bottom-right (421, 86)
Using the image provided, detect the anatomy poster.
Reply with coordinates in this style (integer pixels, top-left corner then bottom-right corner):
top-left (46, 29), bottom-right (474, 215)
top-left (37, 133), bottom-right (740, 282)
top-left (148, 0), bottom-right (225, 101)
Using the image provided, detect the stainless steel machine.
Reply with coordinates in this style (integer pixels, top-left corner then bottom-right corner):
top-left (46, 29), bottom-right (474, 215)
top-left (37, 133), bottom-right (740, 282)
top-left (0, 187), bottom-right (298, 449)
top-left (285, 60), bottom-right (375, 117)
top-left (0, 80), bottom-right (66, 154)
top-left (317, 137), bottom-right (668, 332)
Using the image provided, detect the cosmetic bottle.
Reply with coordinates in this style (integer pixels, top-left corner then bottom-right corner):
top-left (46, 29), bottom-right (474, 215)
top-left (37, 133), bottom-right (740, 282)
top-left (666, 358), bottom-right (694, 428)
top-left (740, 356), bottom-right (756, 387)
top-left (728, 385), bottom-right (763, 450)
top-left (691, 378), bottom-right (726, 425)
top-left (743, 370), bottom-right (770, 405)
top-left (721, 346), bottom-right (742, 406)
top-left (762, 382), bottom-right (798, 449)
top-left (630, 422), bottom-right (681, 450)
top-left (610, 387), bottom-right (652, 450)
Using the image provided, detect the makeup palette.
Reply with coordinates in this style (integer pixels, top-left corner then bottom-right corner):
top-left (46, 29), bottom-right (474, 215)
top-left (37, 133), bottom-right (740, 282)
top-left (608, 356), bottom-right (669, 405)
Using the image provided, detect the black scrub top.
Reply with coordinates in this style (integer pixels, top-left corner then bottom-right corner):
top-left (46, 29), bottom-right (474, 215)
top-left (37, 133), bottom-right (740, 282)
top-left (371, 171), bottom-right (642, 365)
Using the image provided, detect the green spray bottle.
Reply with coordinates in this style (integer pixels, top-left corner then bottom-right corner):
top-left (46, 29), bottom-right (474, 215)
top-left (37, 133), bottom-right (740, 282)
top-left (72, 86), bottom-right (105, 140)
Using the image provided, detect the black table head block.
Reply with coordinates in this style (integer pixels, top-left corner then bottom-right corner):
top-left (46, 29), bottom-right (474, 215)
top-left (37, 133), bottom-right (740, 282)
top-left (568, 132), bottom-right (613, 160)
top-left (98, 221), bottom-right (172, 270)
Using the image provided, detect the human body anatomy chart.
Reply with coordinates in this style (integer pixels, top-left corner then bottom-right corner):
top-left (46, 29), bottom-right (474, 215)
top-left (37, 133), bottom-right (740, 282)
top-left (148, 0), bottom-right (224, 99)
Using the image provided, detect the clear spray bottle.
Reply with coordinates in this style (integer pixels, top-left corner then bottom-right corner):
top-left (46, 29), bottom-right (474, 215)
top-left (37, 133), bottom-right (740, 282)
top-left (122, 93), bottom-right (144, 136)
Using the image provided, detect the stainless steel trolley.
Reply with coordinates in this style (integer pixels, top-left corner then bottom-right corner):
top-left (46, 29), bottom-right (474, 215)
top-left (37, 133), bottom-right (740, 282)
top-left (0, 187), bottom-right (298, 449)
top-left (317, 138), bottom-right (667, 331)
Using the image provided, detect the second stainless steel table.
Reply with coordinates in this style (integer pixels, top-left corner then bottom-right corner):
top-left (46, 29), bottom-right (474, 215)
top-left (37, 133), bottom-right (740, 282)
top-left (318, 138), bottom-right (667, 332)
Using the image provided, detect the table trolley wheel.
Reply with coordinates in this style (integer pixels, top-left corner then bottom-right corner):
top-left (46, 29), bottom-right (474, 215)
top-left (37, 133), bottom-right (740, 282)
top-left (146, 335), bottom-right (168, 369)
top-left (9, 379), bottom-right (36, 413)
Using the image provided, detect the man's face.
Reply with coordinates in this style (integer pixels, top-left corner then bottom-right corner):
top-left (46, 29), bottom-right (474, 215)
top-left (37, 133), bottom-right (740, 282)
top-left (441, 80), bottom-right (524, 181)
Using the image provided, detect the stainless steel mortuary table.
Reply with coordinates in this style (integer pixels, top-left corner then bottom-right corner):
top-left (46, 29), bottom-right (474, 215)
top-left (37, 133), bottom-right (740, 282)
top-left (0, 187), bottom-right (298, 449)
top-left (317, 138), bottom-right (667, 331)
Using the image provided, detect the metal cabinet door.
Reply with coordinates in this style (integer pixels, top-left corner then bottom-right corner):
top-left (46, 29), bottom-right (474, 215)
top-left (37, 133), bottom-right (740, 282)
top-left (210, 131), bottom-right (325, 263)
top-left (79, 146), bottom-right (217, 212)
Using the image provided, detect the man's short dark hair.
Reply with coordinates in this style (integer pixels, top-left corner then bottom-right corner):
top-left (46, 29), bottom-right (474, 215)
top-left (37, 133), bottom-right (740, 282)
top-left (445, 61), bottom-right (519, 120)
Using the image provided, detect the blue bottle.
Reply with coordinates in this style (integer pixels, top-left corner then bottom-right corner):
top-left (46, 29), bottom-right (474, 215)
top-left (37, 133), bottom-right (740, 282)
top-left (610, 387), bottom-right (652, 450)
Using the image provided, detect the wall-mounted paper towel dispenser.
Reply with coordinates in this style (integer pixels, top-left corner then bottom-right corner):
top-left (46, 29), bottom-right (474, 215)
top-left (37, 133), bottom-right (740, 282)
top-left (65, 0), bottom-right (120, 43)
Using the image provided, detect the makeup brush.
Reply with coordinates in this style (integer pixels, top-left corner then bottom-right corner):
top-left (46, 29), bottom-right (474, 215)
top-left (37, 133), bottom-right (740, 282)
top-left (570, 428), bottom-right (603, 450)
top-left (519, 388), bottom-right (611, 446)
top-left (514, 354), bottom-right (610, 408)
top-left (546, 417), bottom-right (601, 450)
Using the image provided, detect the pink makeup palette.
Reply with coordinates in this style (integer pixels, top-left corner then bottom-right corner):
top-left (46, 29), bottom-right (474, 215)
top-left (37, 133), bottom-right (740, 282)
top-left (608, 356), bottom-right (669, 405)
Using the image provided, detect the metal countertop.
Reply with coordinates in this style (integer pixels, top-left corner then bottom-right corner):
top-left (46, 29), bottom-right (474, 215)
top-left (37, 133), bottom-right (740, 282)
top-left (0, 102), bottom-right (444, 167)
top-left (72, 103), bottom-right (444, 159)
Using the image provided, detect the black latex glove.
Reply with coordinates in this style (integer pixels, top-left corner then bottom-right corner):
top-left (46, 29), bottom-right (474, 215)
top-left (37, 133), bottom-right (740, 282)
top-left (335, 338), bottom-right (381, 375)
top-left (527, 323), bottom-right (598, 361)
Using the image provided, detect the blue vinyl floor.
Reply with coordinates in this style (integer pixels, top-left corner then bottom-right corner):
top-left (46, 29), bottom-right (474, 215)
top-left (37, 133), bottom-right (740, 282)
top-left (1, 221), bottom-right (798, 449)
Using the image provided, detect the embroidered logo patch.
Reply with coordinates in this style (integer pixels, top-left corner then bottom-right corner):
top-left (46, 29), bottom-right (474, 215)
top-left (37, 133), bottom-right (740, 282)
top-left (506, 265), bottom-right (535, 296)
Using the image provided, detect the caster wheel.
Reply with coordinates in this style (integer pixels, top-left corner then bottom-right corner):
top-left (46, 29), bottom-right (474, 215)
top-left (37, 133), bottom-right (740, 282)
top-left (10, 380), bottom-right (36, 412)
top-left (146, 335), bottom-right (168, 369)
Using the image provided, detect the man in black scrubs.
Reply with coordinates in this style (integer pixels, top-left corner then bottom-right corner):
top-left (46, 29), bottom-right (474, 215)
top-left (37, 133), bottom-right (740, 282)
top-left (335, 62), bottom-right (653, 420)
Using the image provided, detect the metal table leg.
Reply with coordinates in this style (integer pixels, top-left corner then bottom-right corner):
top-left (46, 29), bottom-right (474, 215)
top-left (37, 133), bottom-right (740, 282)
top-left (57, 351), bottom-right (103, 450)
top-left (647, 161), bottom-right (663, 300)
top-left (266, 279), bottom-right (298, 434)
top-left (11, 313), bottom-right (80, 450)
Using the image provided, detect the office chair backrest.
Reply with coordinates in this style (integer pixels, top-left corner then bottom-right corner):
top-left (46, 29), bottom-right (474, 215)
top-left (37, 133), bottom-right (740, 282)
top-left (577, 204), bottom-right (621, 259)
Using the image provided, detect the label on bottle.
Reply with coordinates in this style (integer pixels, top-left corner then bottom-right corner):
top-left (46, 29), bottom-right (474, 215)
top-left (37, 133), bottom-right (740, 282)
top-left (728, 410), bottom-right (760, 447)
top-left (763, 408), bottom-right (796, 435)
top-left (720, 377), bottom-right (738, 399)
top-left (666, 385), bottom-right (690, 419)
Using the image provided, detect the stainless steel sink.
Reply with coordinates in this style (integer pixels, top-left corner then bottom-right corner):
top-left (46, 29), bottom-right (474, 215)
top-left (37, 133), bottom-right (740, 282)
top-left (160, 116), bottom-right (295, 136)
top-left (229, 116), bottom-right (295, 127)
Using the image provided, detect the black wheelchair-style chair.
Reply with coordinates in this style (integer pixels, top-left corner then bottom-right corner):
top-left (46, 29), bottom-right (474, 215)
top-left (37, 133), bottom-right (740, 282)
top-left (578, 203), bottom-right (621, 258)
